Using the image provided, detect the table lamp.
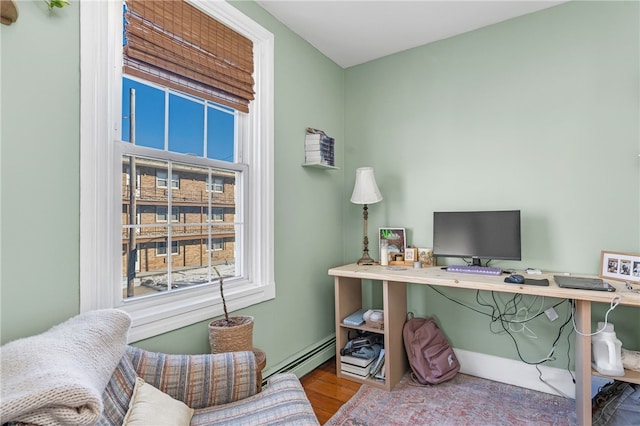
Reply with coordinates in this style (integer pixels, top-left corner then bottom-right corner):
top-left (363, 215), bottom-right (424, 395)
top-left (350, 167), bottom-right (383, 265)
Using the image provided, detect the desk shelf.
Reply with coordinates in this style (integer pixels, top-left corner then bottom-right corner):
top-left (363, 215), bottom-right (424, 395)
top-left (334, 275), bottom-right (407, 391)
top-left (593, 368), bottom-right (640, 385)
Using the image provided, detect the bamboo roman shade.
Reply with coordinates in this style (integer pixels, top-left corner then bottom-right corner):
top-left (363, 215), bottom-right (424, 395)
top-left (124, 0), bottom-right (255, 113)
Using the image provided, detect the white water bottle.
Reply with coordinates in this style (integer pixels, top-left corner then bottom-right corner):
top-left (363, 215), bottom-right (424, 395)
top-left (380, 239), bottom-right (389, 266)
top-left (591, 322), bottom-right (624, 376)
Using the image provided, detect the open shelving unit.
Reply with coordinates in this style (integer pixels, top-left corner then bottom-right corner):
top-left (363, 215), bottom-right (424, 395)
top-left (334, 275), bottom-right (408, 391)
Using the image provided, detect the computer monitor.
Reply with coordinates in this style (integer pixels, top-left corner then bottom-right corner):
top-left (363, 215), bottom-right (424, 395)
top-left (433, 210), bottom-right (521, 267)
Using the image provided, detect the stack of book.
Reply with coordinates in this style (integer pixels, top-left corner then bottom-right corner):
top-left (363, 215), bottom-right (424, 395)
top-left (340, 354), bottom-right (376, 379)
top-left (304, 128), bottom-right (335, 166)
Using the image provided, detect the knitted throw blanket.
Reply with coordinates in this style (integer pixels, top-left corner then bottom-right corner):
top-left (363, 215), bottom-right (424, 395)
top-left (1, 309), bottom-right (131, 426)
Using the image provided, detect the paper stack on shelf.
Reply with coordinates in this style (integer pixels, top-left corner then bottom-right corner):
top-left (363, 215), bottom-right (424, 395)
top-left (305, 128), bottom-right (335, 166)
top-left (369, 348), bottom-right (385, 380)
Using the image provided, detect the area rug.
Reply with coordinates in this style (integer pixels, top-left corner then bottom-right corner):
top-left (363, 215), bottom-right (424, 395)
top-left (325, 372), bottom-right (577, 426)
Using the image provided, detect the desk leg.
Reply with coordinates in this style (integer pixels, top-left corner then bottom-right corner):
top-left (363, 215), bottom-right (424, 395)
top-left (574, 300), bottom-right (591, 426)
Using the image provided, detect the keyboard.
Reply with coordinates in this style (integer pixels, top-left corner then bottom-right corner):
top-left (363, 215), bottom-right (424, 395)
top-left (446, 265), bottom-right (503, 275)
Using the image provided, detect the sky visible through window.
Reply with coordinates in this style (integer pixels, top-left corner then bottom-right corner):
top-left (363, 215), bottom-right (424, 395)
top-left (121, 77), bottom-right (235, 162)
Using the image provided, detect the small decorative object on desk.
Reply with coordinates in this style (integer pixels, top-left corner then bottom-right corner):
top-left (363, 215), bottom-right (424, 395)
top-left (304, 127), bottom-right (335, 167)
top-left (600, 250), bottom-right (640, 283)
top-left (418, 247), bottom-right (436, 267)
top-left (405, 247), bottom-right (417, 262)
top-left (379, 227), bottom-right (406, 264)
top-left (380, 239), bottom-right (389, 266)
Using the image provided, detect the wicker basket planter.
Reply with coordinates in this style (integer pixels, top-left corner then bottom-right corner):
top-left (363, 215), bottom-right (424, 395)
top-left (208, 315), bottom-right (254, 354)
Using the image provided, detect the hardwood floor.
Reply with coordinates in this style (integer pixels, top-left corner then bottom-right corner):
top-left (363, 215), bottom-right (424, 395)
top-left (299, 357), bottom-right (361, 425)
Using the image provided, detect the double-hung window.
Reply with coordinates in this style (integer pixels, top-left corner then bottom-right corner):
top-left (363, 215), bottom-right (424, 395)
top-left (80, 0), bottom-right (274, 341)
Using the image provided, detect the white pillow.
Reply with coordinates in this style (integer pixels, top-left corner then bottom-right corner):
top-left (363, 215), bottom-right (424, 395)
top-left (123, 377), bottom-right (194, 426)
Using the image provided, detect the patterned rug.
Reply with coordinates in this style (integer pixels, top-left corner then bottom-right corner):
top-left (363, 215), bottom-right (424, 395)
top-left (325, 372), bottom-right (577, 426)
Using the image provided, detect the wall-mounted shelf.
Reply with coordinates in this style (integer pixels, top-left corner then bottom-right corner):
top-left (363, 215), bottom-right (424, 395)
top-left (302, 163), bottom-right (339, 170)
top-left (304, 128), bottom-right (336, 168)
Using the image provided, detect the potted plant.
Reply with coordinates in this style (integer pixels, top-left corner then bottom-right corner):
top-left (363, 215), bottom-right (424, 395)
top-left (208, 266), bottom-right (254, 353)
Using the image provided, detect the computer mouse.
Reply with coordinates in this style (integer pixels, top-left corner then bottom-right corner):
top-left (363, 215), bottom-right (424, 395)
top-left (504, 274), bottom-right (525, 284)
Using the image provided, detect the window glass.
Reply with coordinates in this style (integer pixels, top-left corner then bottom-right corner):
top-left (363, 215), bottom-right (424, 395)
top-left (168, 93), bottom-right (205, 156)
top-left (155, 171), bottom-right (178, 189)
top-left (122, 152), bottom-right (238, 300)
top-left (122, 77), bottom-right (165, 150)
top-left (207, 105), bottom-right (235, 162)
top-left (206, 176), bottom-right (224, 193)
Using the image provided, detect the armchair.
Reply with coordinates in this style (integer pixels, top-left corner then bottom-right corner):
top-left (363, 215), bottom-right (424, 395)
top-left (101, 347), bottom-right (319, 425)
top-left (1, 309), bottom-right (319, 426)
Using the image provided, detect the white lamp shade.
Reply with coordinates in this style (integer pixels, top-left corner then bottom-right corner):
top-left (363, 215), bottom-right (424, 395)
top-left (350, 167), bottom-right (383, 204)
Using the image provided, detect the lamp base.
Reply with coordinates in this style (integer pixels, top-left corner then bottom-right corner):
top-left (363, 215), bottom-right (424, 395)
top-left (356, 252), bottom-right (376, 265)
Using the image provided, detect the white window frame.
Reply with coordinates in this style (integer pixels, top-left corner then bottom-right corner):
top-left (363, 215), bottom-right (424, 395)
top-left (80, 0), bottom-right (274, 342)
top-left (207, 176), bottom-right (224, 193)
top-left (211, 238), bottom-right (224, 251)
top-left (156, 206), bottom-right (179, 223)
top-left (209, 207), bottom-right (224, 222)
top-left (156, 171), bottom-right (179, 189)
top-left (157, 241), bottom-right (179, 257)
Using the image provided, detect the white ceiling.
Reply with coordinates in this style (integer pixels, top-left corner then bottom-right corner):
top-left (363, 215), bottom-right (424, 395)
top-left (256, 1), bottom-right (569, 68)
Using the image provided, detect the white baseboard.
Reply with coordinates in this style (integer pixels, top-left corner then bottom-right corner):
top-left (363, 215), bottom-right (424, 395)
top-left (261, 338), bottom-right (577, 398)
top-left (454, 348), bottom-right (576, 398)
top-left (263, 334), bottom-right (336, 380)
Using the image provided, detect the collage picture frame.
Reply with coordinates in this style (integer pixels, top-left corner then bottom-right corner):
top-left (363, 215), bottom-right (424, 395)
top-left (599, 250), bottom-right (640, 283)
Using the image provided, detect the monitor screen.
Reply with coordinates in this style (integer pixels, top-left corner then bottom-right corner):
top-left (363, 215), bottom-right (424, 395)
top-left (433, 210), bottom-right (521, 266)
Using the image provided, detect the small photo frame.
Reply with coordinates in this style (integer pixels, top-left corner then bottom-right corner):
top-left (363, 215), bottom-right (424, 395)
top-left (418, 247), bottom-right (436, 267)
top-left (379, 227), bottom-right (406, 260)
top-left (600, 250), bottom-right (640, 283)
top-left (405, 248), bottom-right (417, 262)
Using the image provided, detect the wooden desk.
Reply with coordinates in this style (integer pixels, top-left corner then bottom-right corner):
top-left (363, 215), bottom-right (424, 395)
top-left (329, 263), bottom-right (640, 426)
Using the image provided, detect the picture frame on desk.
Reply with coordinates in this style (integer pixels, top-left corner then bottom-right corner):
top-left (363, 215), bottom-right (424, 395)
top-left (418, 247), bottom-right (436, 267)
top-left (600, 250), bottom-right (640, 283)
top-left (379, 228), bottom-right (406, 263)
top-left (404, 247), bottom-right (417, 262)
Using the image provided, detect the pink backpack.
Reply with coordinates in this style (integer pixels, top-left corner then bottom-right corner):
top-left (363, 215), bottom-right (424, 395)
top-left (403, 315), bottom-right (460, 385)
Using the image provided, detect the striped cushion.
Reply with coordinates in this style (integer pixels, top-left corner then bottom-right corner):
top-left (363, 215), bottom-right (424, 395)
top-left (127, 347), bottom-right (257, 409)
top-left (191, 373), bottom-right (320, 426)
top-left (97, 354), bottom-right (137, 426)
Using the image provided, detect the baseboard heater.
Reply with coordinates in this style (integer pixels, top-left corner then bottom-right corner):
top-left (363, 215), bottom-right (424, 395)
top-left (262, 335), bottom-right (336, 385)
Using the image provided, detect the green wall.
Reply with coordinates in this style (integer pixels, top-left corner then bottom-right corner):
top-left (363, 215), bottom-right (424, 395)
top-left (0, 0), bottom-right (345, 373)
top-left (1, 0), bottom-right (638, 375)
top-left (344, 0), bottom-right (640, 366)
top-left (1, 1), bottom-right (81, 339)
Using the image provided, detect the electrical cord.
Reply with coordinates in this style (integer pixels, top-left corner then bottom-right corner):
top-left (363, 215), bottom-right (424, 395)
top-left (428, 285), bottom-right (565, 325)
top-left (428, 285), bottom-right (571, 362)
top-left (534, 305), bottom-right (575, 398)
top-left (571, 295), bottom-right (621, 336)
top-left (490, 294), bottom-right (573, 365)
top-left (427, 285), bottom-right (576, 395)
top-left (566, 323), bottom-right (576, 384)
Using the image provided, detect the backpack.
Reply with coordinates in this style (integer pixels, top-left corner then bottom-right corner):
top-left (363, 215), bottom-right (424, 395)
top-left (402, 314), bottom-right (460, 385)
